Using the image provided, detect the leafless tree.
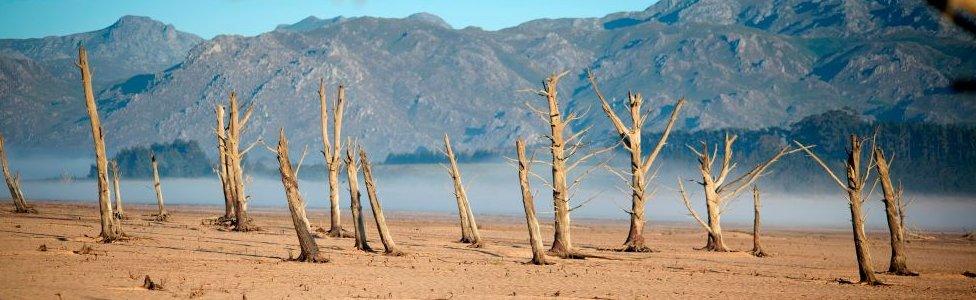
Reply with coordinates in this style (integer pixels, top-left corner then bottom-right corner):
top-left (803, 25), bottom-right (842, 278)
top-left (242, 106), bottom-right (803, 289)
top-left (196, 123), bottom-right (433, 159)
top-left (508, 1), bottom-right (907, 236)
top-left (442, 134), bottom-right (482, 246)
top-left (0, 131), bottom-right (35, 213)
top-left (678, 134), bottom-right (797, 251)
top-left (214, 105), bottom-right (235, 223)
top-left (873, 147), bottom-right (917, 276)
top-left (344, 146), bottom-right (373, 252)
top-left (150, 153), bottom-right (169, 221)
top-left (360, 149), bottom-right (405, 256)
top-left (515, 138), bottom-right (551, 265)
top-left (796, 135), bottom-right (884, 285)
top-left (318, 79), bottom-right (353, 238)
top-left (77, 45), bottom-right (123, 242)
top-left (750, 185), bottom-right (770, 257)
top-left (110, 161), bottom-right (127, 219)
top-left (524, 71), bottom-right (610, 258)
top-left (217, 92), bottom-right (261, 231)
top-left (587, 70), bottom-right (685, 252)
top-left (273, 129), bottom-right (328, 263)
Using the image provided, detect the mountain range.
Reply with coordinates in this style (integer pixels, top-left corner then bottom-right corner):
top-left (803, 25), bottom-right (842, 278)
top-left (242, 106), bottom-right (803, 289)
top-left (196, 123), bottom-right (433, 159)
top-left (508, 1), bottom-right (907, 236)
top-left (1, 0), bottom-right (974, 160)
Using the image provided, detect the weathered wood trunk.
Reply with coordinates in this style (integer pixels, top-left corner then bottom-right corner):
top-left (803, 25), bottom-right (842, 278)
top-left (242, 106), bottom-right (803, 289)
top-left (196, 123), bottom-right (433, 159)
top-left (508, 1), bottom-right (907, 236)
top-left (444, 134), bottom-right (481, 246)
top-left (845, 136), bottom-right (882, 285)
top-left (874, 148), bottom-right (916, 276)
top-left (345, 148), bottom-right (372, 252)
top-left (588, 72), bottom-right (686, 252)
top-left (541, 73), bottom-right (575, 258)
top-left (702, 187), bottom-right (729, 252)
top-left (516, 138), bottom-right (550, 265)
top-left (77, 46), bottom-right (122, 242)
top-left (750, 185), bottom-right (769, 257)
top-left (214, 105), bottom-right (235, 222)
top-left (150, 154), bottom-right (169, 221)
top-left (111, 161), bottom-right (126, 219)
top-left (0, 132), bottom-right (34, 213)
top-left (225, 92), bottom-right (257, 231)
top-left (360, 150), bottom-right (404, 256)
top-left (319, 81), bottom-right (352, 238)
top-left (275, 130), bottom-right (328, 263)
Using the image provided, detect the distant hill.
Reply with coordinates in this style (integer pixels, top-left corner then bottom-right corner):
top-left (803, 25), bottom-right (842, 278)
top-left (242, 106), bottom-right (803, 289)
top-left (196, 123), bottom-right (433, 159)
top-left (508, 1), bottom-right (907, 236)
top-left (88, 139), bottom-right (212, 179)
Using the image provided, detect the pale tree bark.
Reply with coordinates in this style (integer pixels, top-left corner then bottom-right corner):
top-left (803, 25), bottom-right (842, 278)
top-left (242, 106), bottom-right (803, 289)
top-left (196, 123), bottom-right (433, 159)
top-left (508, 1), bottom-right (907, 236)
top-left (360, 149), bottom-right (404, 256)
top-left (678, 134), bottom-right (796, 252)
top-left (77, 45), bottom-right (123, 242)
top-left (525, 71), bottom-right (584, 258)
top-left (111, 161), bottom-right (126, 220)
top-left (214, 105), bottom-right (235, 222)
top-left (222, 92), bottom-right (259, 231)
top-left (443, 134), bottom-right (482, 246)
top-left (750, 185), bottom-right (769, 257)
top-left (873, 148), bottom-right (917, 276)
top-left (516, 138), bottom-right (551, 265)
top-left (345, 147), bottom-right (373, 252)
top-left (274, 129), bottom-right (328, 263)
top-left (150, 153), bottom-right (169, 221)
top-left (0, 131), bottom-right (35, 213)
top-left (587, 71), bottom-right (685, 252)
top-left (796, 135), bottom-right (883, 285)
top-left (318, 80), bottom-right (353, 238)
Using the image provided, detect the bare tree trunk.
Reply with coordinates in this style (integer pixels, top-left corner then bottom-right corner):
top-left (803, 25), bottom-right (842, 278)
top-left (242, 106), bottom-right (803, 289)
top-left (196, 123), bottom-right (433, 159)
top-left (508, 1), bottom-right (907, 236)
top-left (275, 129), bottom-right (328, 263)
top-left (846, 136), bottom-right (882, 285)
top-left (796, 135), bottom-right (883, 285)
top-left (516, 138), bottom-right (550, 265)
top-left (540, 72), bottom-right (576, 258)
top-left (874, 148), bottom-right (916, 276)
top-left (588, 72), bottom-right (686, 252)
top-left (225, 92), bottom-right (258, 231)
top-left (319, 81), bottom-right (352, 238)
top-left (750, 185), bottom-right (769, 257)
top-left (150, 154), bottom-right (169, 221)
top-left (443, 134), bottom-right (481, 246)
top-left (111, 161), bottom-right (126, 219)
top-left (214, 105), bottom-right (235, 222)
top-left (680, 134), bottom-right (794, 252)
top-left (345, 148), bottom-right (372, 252)
top-left (360, 149), bottom-right (404, 256)
top-left (0, 132), bottom-right (35, 214)
top-left (77, 46), bottom-right (122, 242)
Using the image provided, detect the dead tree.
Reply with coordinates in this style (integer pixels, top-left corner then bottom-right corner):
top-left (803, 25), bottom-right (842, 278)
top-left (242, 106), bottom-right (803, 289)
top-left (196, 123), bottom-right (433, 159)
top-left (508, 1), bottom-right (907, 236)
top-left (750, 185), bottom-right (769, 257)
top-left (525, 71), bottom-right (610, 258)
top-left (111, 161), bottom-right (126, 219)
top-left (360, 149), bottom-right (404, 256)
top-left (318, 80), bottom-right (353, 238)
top-left (344, 147), bottom-right (373, 252)
top-left (678, 134), bottom-right (796, 252)
top-left (516, 138), bottom-right (550, 265)
top-left (0, 131), bottom-right (35, 213)
top-left (150, 153), bottom-right (169, 221)
top-left (214, 105), bottom-right (235, 223)
top-left (219, 92), bottom-right (260, 231)
top-left (274, 129), bottom-right (328, 263)
top-left (796, 135), bottom-right (883, 285)
top-left (874, 148), bottom-right (917, 276)
top-left (587, 71), bottom-right (685, 252)
top-left (77, 45), bottom-right (123, 242)
top-left (442, 134), bottom-right (482, 246)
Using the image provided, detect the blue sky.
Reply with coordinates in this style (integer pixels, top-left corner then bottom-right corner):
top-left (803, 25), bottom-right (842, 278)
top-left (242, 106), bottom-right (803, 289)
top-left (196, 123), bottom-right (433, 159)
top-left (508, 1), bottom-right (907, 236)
top-left (0, 0), bottom-right (657, 39)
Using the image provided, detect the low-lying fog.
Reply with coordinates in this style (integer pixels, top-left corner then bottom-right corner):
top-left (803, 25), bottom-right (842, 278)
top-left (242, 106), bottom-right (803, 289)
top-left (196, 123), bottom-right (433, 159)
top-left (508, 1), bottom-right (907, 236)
top-left (4, 154), bottom-right (975, 231)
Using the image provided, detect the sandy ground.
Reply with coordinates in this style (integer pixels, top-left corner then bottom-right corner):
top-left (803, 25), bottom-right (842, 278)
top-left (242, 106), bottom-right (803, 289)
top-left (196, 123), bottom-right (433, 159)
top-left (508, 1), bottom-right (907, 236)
top-left (0, 201), bottom-right (974, 299)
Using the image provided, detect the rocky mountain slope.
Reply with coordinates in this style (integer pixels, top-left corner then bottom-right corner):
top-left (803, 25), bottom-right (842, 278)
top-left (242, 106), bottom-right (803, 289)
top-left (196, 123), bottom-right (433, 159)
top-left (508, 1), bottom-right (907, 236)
top-left (1, 0), bottom-right (973, 159)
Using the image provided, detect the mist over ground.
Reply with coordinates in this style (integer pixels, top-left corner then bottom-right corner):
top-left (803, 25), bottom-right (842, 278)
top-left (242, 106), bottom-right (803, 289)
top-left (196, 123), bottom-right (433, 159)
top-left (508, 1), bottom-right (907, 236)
top-left (4, 152), bottom-right (974, 231)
